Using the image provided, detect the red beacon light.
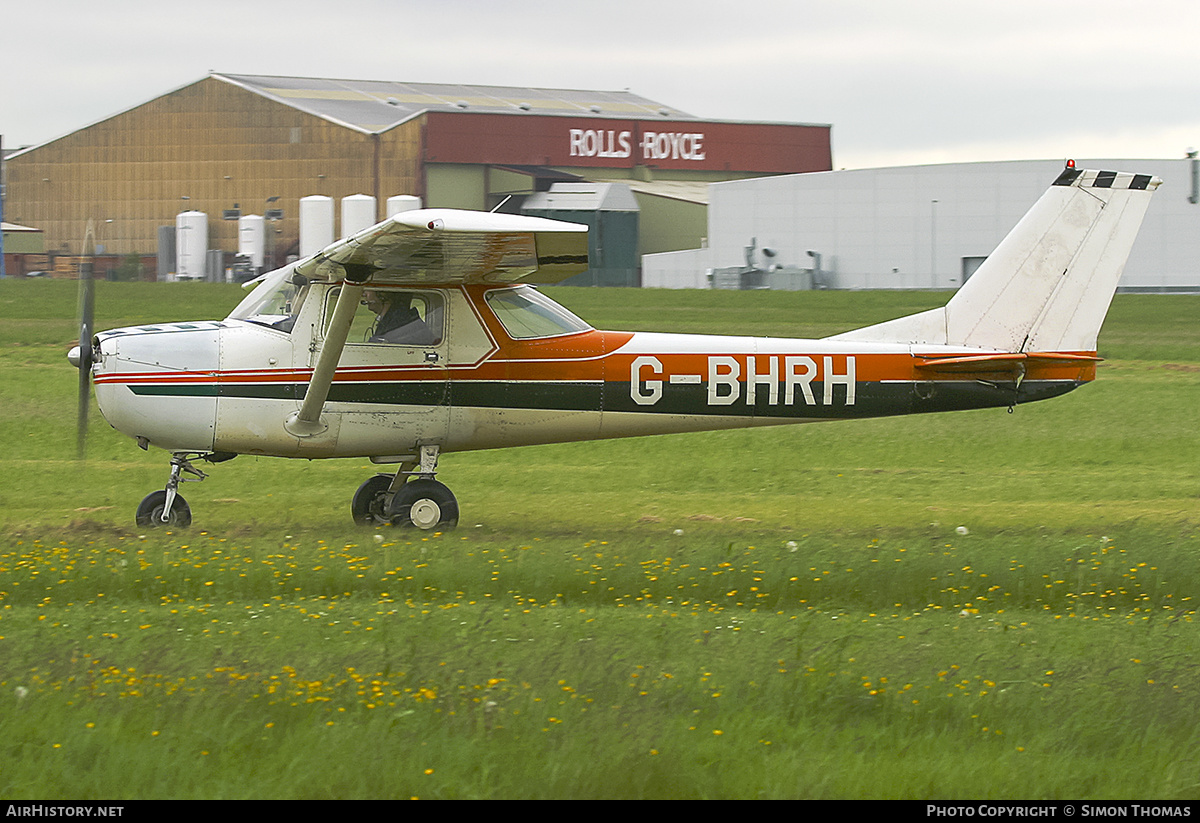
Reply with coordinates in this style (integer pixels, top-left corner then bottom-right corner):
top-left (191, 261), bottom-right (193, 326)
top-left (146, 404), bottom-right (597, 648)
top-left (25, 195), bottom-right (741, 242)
top-left (1066, 159), bottom-right (1076, 169)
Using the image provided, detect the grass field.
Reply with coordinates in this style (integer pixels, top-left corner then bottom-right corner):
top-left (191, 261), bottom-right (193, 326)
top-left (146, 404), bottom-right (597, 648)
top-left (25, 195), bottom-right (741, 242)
top-left (0, 279), bottom-right (1198, 799)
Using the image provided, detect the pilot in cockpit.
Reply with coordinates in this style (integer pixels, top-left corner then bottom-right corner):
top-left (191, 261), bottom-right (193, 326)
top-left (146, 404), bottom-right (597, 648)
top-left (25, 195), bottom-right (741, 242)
top-left (363, 290), bottom-right (435, 345)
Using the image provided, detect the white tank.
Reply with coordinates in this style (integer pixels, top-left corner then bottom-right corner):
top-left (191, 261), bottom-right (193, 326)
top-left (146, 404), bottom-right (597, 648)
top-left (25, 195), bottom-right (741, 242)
top-left (238, 214), bottom-right (265, 269)
top-left (386, 195), bottom-right (422, 217)
top-left (175, 210), bottom-right (208, 281)
top-left (299, 195), bottom-right (334, 258)
top-left (341, 194), bottom-right (377, 239)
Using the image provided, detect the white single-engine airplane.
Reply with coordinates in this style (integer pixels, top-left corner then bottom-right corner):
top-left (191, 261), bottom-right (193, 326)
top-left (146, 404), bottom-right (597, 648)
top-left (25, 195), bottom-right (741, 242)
top-left (70, 165), bottom-right (1160, 529)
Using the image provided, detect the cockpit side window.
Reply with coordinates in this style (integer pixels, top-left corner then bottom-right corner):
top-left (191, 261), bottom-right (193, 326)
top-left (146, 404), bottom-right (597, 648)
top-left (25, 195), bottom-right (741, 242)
top-left (324, 288), bottom-right (444, 346)
top-left (484, 286), bottom-right (591, 340)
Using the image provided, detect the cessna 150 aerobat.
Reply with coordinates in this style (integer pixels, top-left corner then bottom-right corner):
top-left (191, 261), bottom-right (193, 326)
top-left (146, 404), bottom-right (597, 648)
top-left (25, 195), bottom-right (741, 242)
top-left (70, 165), bottom-right (1160, 529)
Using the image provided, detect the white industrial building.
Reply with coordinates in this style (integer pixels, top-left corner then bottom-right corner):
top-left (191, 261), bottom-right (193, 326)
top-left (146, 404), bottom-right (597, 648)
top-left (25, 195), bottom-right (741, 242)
top-left (644, 158), bottom-right (1200, 292)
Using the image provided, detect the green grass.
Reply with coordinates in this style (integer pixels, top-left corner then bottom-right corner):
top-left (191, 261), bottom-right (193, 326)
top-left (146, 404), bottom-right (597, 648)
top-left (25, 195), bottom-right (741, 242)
top-left (0, 280), bottom-right (1198, 799)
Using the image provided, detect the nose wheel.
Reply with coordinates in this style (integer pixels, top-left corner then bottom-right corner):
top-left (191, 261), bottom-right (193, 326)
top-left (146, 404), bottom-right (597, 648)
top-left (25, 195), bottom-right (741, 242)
top-left (135, 489), bottom-right (192, 528)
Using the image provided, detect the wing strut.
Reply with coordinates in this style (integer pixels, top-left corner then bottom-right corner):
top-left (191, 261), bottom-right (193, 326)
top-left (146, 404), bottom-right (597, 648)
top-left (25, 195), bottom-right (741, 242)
top-left (284, 266), bottom-right (371, 437)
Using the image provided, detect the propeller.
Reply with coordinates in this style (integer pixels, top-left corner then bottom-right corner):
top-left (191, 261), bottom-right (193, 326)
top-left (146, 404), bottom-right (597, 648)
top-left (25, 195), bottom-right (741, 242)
top-left (74, 221), bottom-right (96, 460)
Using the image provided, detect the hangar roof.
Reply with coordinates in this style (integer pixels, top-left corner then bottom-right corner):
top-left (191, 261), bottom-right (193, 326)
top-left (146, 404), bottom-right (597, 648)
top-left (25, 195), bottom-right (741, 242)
top-left (214, 73), bottom-right (698, 135)
top-left (590, 177), bottom-right (711, 205)
top-left (524, 182), bottom-right (641, 213)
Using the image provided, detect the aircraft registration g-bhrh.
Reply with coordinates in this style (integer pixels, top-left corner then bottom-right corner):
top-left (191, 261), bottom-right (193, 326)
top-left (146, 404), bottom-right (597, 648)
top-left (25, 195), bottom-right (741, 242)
top-left (72, 165), bottom-right (1161, 530)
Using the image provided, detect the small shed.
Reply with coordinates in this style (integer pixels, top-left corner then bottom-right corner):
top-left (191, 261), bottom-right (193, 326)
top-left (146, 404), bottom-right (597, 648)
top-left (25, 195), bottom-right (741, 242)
top-left (522, 183), bottom-right (640, 287)
top-left (2, 222), bottom-right (46, 276)
top-left (2, 221), bottom-right (44, 254)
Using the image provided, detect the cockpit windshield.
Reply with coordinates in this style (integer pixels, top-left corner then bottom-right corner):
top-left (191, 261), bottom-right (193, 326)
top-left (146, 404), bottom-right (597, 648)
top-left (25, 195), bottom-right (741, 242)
top-left (227, 265), bottom-right (317, 333)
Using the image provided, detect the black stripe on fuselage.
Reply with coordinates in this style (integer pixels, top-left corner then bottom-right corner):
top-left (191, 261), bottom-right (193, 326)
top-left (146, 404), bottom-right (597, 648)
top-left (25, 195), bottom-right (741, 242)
top-left (129, 378), bottom-right (1083, 418)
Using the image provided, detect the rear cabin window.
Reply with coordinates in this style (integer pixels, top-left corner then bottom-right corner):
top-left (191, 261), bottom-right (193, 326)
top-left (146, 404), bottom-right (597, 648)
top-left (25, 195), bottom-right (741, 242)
top-left (324, 288), bottom-right (444, 346)
top-left (485, 287), bottom-right (591, 340)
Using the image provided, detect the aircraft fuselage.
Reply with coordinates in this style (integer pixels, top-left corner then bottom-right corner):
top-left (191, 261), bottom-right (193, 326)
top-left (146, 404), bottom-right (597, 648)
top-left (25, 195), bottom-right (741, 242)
top-left (91, 282), bottom-right (1090, 463)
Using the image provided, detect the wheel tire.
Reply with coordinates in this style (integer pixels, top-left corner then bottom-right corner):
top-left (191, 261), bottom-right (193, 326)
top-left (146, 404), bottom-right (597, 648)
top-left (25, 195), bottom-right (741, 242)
top-left (386, 479), bottom-right (459, 530)
top-left (351, 475), bottom-right (393, 526)
top-left (135, 490), bottom-right (192, 528)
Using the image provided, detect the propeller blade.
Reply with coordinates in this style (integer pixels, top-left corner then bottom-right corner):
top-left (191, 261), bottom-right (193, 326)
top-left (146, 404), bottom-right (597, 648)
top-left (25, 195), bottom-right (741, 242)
top-left (76, 222), bottom-right (96, 461)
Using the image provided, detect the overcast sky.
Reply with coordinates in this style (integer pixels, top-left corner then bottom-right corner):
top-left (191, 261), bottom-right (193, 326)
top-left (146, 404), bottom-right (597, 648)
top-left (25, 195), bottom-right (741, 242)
top-left (4, 0), bottom-right (1199, 169)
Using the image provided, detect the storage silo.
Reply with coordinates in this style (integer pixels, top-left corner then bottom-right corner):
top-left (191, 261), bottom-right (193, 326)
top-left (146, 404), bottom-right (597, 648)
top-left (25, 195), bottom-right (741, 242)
top-left (175, 210), bottom-right (208, 281)
top-left (341, 194), bottom-right (377, 238)
top-left (299, 195), bottom-right (334, 258)
top-left (238, 214), bottom-right (265, 270)
top-left (157, 225), bottom-right (176, 281)
top-left (387, 195), bottom-right (422, 217)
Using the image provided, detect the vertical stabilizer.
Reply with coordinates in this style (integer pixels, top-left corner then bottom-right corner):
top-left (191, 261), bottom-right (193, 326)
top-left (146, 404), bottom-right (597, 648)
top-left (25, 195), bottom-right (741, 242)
top-left (829, 168), bottom-right (1161, 351)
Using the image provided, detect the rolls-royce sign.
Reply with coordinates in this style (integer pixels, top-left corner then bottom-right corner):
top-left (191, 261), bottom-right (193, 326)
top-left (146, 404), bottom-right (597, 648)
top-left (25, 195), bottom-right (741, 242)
top-left (569, 128), bottom-right (706, 162)
top-left (422, 112), bottom-right (832, 174)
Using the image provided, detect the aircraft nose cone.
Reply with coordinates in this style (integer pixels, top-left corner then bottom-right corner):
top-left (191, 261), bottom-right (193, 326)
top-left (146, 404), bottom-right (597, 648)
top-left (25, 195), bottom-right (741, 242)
top-left (67, 345), bottom-right (82, 368)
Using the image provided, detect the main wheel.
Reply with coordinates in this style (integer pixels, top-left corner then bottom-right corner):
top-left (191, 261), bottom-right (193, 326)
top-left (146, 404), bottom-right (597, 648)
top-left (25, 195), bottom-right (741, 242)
top-left (351, 474), bottom-right (393, 526)
top-left (135, 490), bottom-right (192, 528)
top-left (386, 478), bottom-right (459, 530)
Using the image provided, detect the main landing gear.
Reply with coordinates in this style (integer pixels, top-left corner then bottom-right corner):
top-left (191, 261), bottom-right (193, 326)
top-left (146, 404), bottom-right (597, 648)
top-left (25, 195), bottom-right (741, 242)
top-left (351, 444), bottom-right (459, 531)
top-left (134, 447), bottom-right (458, 531)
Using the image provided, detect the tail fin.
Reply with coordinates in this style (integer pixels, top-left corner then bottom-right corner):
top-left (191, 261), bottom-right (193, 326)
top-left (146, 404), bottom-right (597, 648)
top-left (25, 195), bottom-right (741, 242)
top-left (829, 168), bottom-right (1162, 352)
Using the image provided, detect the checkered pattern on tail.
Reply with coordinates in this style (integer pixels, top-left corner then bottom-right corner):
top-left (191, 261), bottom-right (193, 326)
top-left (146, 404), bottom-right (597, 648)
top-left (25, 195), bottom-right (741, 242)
top-left (1053, 167), bottom-right (1161, 190)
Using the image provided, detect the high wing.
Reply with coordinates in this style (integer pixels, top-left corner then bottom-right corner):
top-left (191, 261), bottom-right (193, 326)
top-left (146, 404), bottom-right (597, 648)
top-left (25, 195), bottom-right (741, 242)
top-left (286, 209), bottom-right (589, 437)
top-left (293, 209), bottom-right (589, 285)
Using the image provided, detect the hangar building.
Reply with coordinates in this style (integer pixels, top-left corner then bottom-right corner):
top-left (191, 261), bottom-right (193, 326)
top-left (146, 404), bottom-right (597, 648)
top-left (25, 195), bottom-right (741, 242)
top-left (644, 158), bottom-right (1200, 292)
top-left (3, 72), bottom-right (831, 281)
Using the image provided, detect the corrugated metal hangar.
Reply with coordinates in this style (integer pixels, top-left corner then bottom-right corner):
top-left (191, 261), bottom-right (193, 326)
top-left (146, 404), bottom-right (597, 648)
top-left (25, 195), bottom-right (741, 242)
top-left (644, 158), bottom-right (1200, 292)
top-left (3, 72), bottom-right (832, 282)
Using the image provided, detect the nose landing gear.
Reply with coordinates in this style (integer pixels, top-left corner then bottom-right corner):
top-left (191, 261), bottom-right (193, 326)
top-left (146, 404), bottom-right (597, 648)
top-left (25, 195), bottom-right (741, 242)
top-left (135, 452), bottom-right (234, 528)
top-left (135, 453), bottom-right (208, 528)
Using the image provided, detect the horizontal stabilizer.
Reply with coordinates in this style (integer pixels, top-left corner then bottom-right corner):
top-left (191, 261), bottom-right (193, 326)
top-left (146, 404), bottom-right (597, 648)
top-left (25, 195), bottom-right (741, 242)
top-left (914, 351), bottom-right (1102, 374)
